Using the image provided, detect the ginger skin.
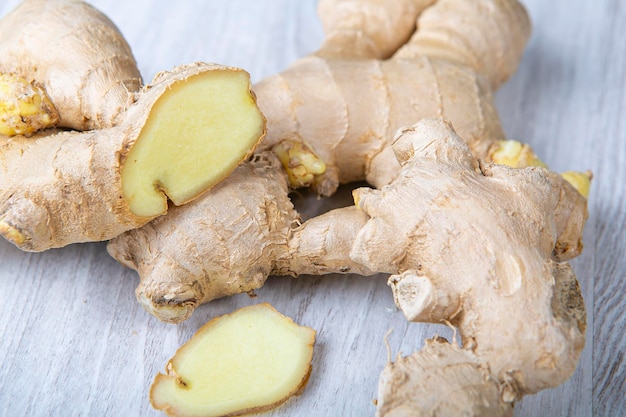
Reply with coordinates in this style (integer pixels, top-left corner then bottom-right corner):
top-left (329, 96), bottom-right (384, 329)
top-left (254, 0), bottom-right (531, 196)
top-left (0, 1), bottom-right (266, 251)
top-left (352, 120), bottom-right (586, 415)
top-left (0, 0), bottom-right (142, 132)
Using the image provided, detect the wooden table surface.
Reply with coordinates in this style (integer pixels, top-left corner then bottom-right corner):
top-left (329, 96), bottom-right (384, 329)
top-left (0, 1), bottom-right (623, 416)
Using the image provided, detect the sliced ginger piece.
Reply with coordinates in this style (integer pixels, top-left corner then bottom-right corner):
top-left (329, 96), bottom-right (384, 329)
top-left (150, 303), bottom-right (316, 417)
top-left (122, 69), bottom-right (265, 217)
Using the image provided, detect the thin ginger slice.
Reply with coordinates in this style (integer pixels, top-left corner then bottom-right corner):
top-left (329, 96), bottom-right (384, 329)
top-left (150, 303), bottom-right (316, 417)
top-left (122, 69), bottom-right (265, 217)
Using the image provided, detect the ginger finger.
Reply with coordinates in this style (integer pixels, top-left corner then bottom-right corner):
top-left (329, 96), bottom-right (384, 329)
top-left (343, 119), bottom-right (586, 412)
top-left (107, 153), bottom-right (298, 323)
top-left (256, 0), bottom-right (531, 196)
top-left (108, 153), bottom-right (372, 324)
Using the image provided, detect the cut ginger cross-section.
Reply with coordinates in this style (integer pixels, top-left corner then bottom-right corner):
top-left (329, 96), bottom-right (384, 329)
top-left (122, 67), bottom-right (266, 218)
top-left (150, 303), bottom-right (316, 417)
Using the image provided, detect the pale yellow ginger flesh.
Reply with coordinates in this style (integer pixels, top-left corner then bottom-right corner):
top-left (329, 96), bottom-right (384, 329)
top-left (122, 70), bottom-right (265, 217)
top-left (150, 303), bottom-right (315, 417)
top-left (0, 73), bottom-right (58, 136)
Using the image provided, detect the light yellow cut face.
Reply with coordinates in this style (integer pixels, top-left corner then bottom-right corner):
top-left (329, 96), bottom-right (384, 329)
top-left (150, 303), bottom-right (315, 417)
top-left (122, 70), bottom-right (265, 217)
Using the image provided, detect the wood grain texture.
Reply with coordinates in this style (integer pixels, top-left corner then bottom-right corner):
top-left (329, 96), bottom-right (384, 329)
top-left (0, 1), bottom-right (622, 416)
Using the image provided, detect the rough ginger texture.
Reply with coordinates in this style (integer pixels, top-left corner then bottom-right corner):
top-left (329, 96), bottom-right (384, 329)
top-left (0, 0), bottom-right (266, 251)
top-left (354, 120), bottom-right (586, 415)
top-left (254, 0), bottom-right (531, 195)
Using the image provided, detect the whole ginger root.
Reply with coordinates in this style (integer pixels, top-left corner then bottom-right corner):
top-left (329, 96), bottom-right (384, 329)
top-left (109, 0), bottom-right (586, 321)
top-left (0, 0), bottom-right (266, 251)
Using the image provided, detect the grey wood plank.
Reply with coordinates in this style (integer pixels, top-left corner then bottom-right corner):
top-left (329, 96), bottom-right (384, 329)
top-left (497, 0), bottom-right (624, 415)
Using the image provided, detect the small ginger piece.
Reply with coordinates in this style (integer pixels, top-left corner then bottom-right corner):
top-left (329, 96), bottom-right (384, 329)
top-left (561, 170), bottom-right (592, 198)
top-left (488, 139), bottom-right (547, 168)
top-left (150, 303), bottom-right (315, 417)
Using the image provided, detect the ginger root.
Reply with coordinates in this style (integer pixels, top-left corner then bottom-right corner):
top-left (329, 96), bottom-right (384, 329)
top-left (150, 303), bottom-right (315, 417)
top-left (350, 119), bottom-right (586, 412)
top-left (111, 119), bottom-right (588, 414)
top-left (108, 0), bottom-right (587, 324)
top-left (0, 1), bottom-right (265, 251)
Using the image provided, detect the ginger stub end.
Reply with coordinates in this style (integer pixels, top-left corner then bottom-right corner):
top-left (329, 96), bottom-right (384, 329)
top-left (272, 139), bottom-right (327, 188)
top-left (488, 139), bottom-right (546, 168)
top-left (121, 69), bottom-right (266, 218)
top-left (0, 220), bottom-right (26, 247)
top-left (150, 303), bottom-right (316, 417)
top-left (0, 73), bottom-right (59, 136)
top-left (561, 170), bottom-right (592, 198)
